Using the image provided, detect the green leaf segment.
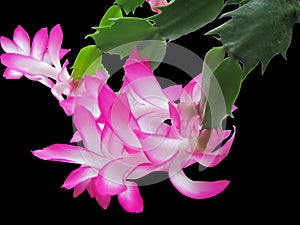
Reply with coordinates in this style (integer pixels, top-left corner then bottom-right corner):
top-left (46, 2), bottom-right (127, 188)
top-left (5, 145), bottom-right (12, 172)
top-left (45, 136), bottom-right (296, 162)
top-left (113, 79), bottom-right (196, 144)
top-left (208, 0), bottom-right (300, 75)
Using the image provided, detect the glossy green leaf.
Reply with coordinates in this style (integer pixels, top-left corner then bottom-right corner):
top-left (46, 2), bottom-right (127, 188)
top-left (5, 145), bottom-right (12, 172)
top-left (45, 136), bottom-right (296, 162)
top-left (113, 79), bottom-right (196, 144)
top-left (71, 45), bottom-right (105, 80)
top-left (88, 17), bottom-right (166, 66)
top-left (149, 0), bottom-right (224, 41)
top-left (99, 5), bottom-right (123, 27)
top-left (207, 0), bottom-right (300, 75)
top-left (203, 57), bottom-right (244, 128)
top-left (116, 0), bottom-right (145, 14)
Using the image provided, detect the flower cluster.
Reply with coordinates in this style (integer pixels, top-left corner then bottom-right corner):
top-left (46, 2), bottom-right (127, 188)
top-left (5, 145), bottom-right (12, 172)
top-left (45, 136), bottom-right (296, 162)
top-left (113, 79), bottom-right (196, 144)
top-left (0, 24), bottom-right (235, 213)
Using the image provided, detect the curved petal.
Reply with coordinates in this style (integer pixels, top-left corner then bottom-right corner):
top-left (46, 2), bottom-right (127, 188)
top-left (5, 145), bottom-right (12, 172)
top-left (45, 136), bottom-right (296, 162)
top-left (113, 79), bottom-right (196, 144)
top-left (13, 25), bottom-right (30, 54)
top-left (1, 53), bottom-right (58, 79)
top-left (98, 83), bottom-right (116, 122)
top-left (135, 131), bottom-right (181, 163)
top-left (0, 36), bottom-right (20, 53)
top-left (95, 193), bottom-right (111, 210)
top-left (124, 49), bottom-right (169, 110)
top-left (31, 27), bottom-right (48, 60)
top-left (95, 154), bottom-right (148, 196)
top-left (31, 144), bottom-right (108, 168)
top-left (118, 182), bottom-right (143, 213)
top-left (3, 68), bottom-right (23, 79)
top-left (101, 125), bottom-right (124, 158)
top-left (62, 166), bottom-right (98, 189)
top-left (169, 156), bottom-right (230, 199)
top-left (111, 92), bottom-right (141, 149)
top-left (73, 105), bottom-right (102, 155)
top-left (73, 179), bottom-right (90, 197)
top-left (48, 24), bottom-right (63, 69)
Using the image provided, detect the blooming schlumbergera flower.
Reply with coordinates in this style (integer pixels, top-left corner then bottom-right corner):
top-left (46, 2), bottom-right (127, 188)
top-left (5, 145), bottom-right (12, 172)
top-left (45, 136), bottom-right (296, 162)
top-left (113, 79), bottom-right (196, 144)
top-left (1, 25), bottom-right (236, 213)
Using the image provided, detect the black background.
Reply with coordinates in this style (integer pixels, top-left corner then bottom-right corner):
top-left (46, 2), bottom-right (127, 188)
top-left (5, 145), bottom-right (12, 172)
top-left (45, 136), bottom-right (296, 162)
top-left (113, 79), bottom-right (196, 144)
top-left (0, 1), bottom-right (299, 224)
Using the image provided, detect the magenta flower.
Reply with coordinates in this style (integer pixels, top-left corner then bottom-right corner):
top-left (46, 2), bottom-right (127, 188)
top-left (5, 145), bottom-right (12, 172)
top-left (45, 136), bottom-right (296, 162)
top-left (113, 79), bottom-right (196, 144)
top-left (0, 24), bottom-right (72, 100)
top-left (146, 0), bottom-right (169, 13)
top-left (31, 48), bottom-right (236, 213)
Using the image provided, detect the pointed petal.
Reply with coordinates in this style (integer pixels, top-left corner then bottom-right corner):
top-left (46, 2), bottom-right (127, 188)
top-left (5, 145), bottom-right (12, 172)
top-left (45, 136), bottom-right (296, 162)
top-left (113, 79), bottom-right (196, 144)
top-left (169, 157), bottom-right (230, 199)
top-left (169, 102), bottom-right (181, 129)
top-left (3, 68), bottom-right (23, 79)
top-left (70, 130), bottom-right (82, 143)
top-left (73, 105), bottom-right (102, 154)
top-left (62, 166), bottom-right (98, 189)
top-left (59, 97), bottom-right (75, 116)
top-left (73, 179), bottom-right (90, 197)
top-left (111, 93), bottom-right (141, 148)
top-left (31, 27), bottom-right (48, 60)
top-left (0, 36), bottom-right (20, 53)
top-left (48, 24), bottom-right (63, 69)
top-left (13, 25), bottom-right (30, 54)
top-left (98, 83), bottom-right (116, 122)
top-left (24, 74), bottom-right (54, 88)
top-left (95, 154), bottom-right (148, 196)
top-left (95, 193), bottom-right (111, 209)
top-left (118, 182), bottom-right (143, 213)
top-left (124, 49), bottom-right (168, 109)
top-left (31, 144), bottom-right (108, 168)
top-left (1, 53), bottom-right (58, 79)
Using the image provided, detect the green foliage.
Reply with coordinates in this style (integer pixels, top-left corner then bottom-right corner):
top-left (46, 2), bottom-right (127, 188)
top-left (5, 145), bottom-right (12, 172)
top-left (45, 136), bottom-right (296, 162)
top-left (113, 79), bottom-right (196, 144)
top-left (99, 5), bottom-right (123, 27)
top-left (207, 0), bottom-right (300, 75)
top-left (116, 0), bottom-right (145, 14)
top-left (202, 47), bottom-right (244, 128)
top-left (71, 45), bottom-right (105, 80)
top-left (149, 0), bottom-right (224, 41)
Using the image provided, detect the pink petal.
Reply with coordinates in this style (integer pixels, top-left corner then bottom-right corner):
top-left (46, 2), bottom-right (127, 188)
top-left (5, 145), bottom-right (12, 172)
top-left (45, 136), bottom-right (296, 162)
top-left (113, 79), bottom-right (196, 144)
top-left (101, 125), bottom-right (124, 158)
top-left (163, 85), bottom-right (182, 101)
top-left (73, 179), bottom-right (90, 197)
top-left (111, 93), bottom-right (142, 149)
top-left (13, 25), bottom-right (30, 54)
top-left (124, 49), bottom-right (169, 109)
top-left (169, 157), bottom-right (229, 199)
top-left (3, 68), bottom-right (23, 79)
top-left (0, 36), bottom-right (20, 53)
top-left (1, 53), bottom-right (58, 79)
top-left (96, 154), bottom-right (149, 196)
top-left (32, 144), bottom-right (108, 168)
top-left (70, 130), bottom-right (82, 143)
top-left (168, 102), bottom-right (181, 129)
top-left (146, 0), bottom-right (168, 13)
top-left (59, 48), bottom-right (71, 60)
top-left (98, 83), bottom-right (116, 122)
top-left (135, 131), bottom-right (181, 163)
top-left (59, 97), bottom-right (75, 116)
top-left (48, 24), bottom-right (63, 69)
top-left (73, 105), bottom-right (102, 154)
top-left (31, 27), bottom-right (48, 60)
top-left (95, 193), bottom-right (111, 209)
top-left (87, 179), bottom-right (111, 209)
top-left (118, 182), bottom-right (143, 213)
top-left (62, 166), bottom-right (98, 189)
top-left (24, 74), bottom-right (54, 88)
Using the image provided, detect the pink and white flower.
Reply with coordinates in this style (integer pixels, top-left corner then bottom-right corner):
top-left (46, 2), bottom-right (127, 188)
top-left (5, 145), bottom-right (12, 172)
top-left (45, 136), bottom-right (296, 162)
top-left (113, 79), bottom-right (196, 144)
top-left (31, 48), bottom-right (236, 213)
top-left (0, 24), bottom-right (72, 99)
